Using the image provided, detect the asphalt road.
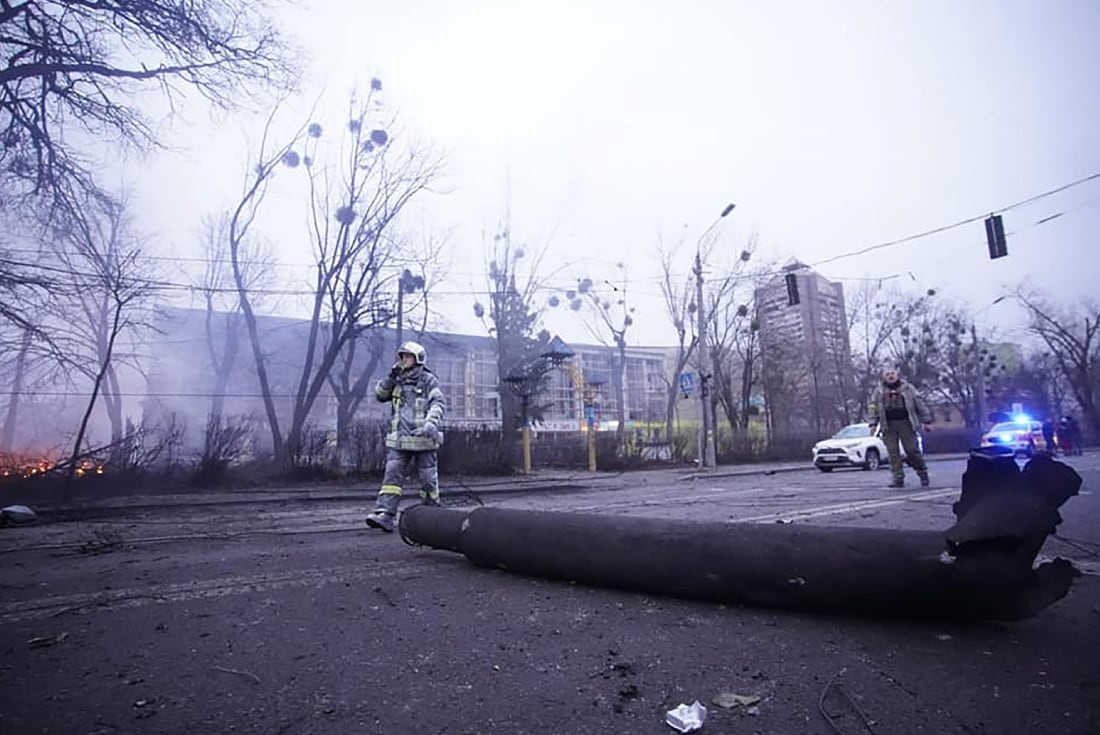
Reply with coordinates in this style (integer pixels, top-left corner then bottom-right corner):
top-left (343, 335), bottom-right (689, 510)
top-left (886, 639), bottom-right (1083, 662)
top-left (1, 454), bottom-right (1098, 734)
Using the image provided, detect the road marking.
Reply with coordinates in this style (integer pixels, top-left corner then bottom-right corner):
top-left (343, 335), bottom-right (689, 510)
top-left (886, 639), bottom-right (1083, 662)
top-left (566, 485), bottom-right (773, 512)
top-left (0, 558), bottom-right (446, 624)
top-left (734, 487), bottom-right (960, 524)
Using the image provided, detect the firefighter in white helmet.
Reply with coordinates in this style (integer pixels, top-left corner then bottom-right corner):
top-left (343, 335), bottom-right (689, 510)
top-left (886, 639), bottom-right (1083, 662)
top-left (365, 340), bottom-right (446, 532)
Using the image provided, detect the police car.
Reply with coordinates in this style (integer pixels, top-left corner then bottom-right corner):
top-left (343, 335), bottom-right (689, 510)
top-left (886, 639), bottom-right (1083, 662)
top-left (979, 418), bottom-right (1047, 457)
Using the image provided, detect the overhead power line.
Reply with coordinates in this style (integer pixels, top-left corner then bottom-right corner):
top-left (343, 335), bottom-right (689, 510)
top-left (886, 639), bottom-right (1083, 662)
top-left (3, 170), bottom-right (1099, 295)
top-left (808, 170), bottom-right (1100, 268)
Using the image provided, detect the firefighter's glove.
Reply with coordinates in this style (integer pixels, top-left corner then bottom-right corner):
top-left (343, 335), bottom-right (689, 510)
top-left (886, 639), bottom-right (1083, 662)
top-left (413, 423), bottom-right (440, 441)
top-left (389, 362), bottom-right (402, 379)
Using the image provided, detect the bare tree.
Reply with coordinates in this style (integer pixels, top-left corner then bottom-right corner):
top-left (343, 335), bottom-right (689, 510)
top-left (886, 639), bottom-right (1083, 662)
top-left (759, 340), bottom-right (809, 440)
top-left (923, 305), bottom-right (1001, 427)
top-left (0, 234), bottom-right (69, 453)
top-left (226, 107), bottom-right (311, 459)
top-left (1015, 290), bottom-right (1100, 439)
top-left (848, 282), bottom-right (934, 418)
top-left (702, 243), bottom-right (758, 436)
top-left (195, 211), bottom-right (273, 421)
top-left (327, 329), bottom-right (386, 460)
top-left (1005, 351), bottom-right (1069, 421)
top-left (44, 193), bottom-right (154, 474)
top-left (576, 263), bottom-right (634, 453)
top-left (0, 1), bottom-right (295, 345)
top-left (886, 307), bottom-right (941, 396)
top-left (0, 209), bottom-right (57, 335)
top-left (473, 223), bottom-right (548, 440)
top-left (0, 0), bottom-right (295, 205)
top-left (229, 93), bottom-right (440, 464)
top-left (326, 229), bottom-right (447, 460)
top-left (656, 235), bottom-right (697, 446)
top-left (0, 328), bottom-right (32, 453)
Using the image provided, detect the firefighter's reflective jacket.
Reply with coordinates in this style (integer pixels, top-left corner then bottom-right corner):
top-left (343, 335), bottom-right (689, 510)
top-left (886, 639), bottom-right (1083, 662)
top-left (375, 366), bottom-right (445, 452)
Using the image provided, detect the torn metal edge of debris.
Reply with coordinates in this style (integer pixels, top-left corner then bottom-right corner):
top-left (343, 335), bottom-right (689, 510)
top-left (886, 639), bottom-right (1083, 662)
top-left (666, 700), bottom-right (708, 732)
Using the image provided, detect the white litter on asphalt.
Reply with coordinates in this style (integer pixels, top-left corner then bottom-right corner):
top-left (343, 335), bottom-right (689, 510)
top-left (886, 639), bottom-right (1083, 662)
top-left (666, 701), bottom-right (707, 732)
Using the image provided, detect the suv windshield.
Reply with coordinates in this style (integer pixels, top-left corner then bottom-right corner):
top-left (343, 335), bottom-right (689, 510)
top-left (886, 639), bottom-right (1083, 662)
top-left (989, 423), bottom-right (1028, 434)
top-left (832, 425), bottom-right (870, 439)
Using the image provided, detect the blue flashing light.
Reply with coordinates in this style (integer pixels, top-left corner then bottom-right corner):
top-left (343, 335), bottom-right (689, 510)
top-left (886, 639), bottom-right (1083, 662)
top-left (1013, 414), bottom-right (1030, 423)
top-left (999, 432), bottom-right (1015, 442)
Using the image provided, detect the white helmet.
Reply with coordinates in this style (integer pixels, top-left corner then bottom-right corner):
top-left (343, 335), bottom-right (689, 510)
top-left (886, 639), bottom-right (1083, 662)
top-left (397, 340), bottom-right (426, 365)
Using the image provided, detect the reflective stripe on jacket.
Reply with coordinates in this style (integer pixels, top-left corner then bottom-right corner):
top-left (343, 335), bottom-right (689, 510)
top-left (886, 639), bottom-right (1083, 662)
top-left (375, 366), bottom-right (445, 451)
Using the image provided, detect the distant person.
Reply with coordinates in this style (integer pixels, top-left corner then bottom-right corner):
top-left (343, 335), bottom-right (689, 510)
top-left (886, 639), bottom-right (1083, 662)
top-left (365, 341), bottom-right (446, 533)
top-left (1042, 418), bottom-right (1057, 454)
top-left (869, 367), bottom-right (934, 488)
top-left (1058, 415), bottom-right (1082, 456)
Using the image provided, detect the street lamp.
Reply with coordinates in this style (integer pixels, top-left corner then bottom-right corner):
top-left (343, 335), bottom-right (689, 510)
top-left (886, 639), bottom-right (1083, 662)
top-left (504, 365), bottom-right (542, 475)
top-left (971, 295), bottom-right (1008, 433)
top-left (583, 376), bottom-right (606, 472)
top-left (503, 336), bottom-right (577, 475)
top-left (395, 269), bottom-right (425, 351)
top-left (694, 202), bottom-right (736, 468)
top-left (540, 335), bottom-right (575, 367)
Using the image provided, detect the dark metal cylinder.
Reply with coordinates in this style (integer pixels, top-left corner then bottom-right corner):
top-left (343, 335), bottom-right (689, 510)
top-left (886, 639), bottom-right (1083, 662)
top-left (400, 505), bottom-right (1075, 621)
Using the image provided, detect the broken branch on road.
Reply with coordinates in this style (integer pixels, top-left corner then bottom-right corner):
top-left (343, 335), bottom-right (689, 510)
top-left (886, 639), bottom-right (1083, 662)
top-left (27, 631), bottom-right (68, 648)
top-left (211, 665), bottom-right (261, 684)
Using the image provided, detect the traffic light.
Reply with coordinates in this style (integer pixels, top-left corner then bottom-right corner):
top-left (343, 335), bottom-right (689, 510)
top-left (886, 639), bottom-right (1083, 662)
top-left (985, 214), bottom-right (1007, 259)
top-left (785, 272), bottom-right (800, 306)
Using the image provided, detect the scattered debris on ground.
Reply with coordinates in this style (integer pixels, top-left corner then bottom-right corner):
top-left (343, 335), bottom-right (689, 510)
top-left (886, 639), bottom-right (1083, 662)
top-left (665, 700), bottom-right (707, 732)
top-left (1, 504), bottom-right (36, 525)
top-left (26, 631), bottom-right (68, 648)
top-left (75, 529), bottom-right (126, 555)
top-left (819, 669), bottom-right (877, 734)
top-left (712, 691), bottom-right (761, 709)
top-left (211, 665), bottom-right (261, 684)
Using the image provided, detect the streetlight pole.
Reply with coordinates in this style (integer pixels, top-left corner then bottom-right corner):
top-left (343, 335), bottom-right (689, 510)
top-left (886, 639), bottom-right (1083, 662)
top-left (395, 269), bottom-right (424, 351)
top-left (695, 203), bottom-right (736, 468)
top-left (971, 323), bottom-right (988, 431)
top-left (970, 295), bottom-right (1006, 433)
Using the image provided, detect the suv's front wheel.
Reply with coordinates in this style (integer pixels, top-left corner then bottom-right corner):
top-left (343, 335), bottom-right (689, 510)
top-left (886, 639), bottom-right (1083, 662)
top-left (863, 448), bottom-right (881, 471)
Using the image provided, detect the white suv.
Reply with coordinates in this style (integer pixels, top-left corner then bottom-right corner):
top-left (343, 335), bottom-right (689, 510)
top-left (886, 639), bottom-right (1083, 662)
top-left (811, 422), bottom-right (921, 472)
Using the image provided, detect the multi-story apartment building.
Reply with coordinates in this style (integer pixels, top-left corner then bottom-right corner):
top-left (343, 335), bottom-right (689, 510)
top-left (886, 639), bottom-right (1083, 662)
top-left (754, 261), bottom-right (853, 436)
top-left (141, 306), bottom-right (670, 450)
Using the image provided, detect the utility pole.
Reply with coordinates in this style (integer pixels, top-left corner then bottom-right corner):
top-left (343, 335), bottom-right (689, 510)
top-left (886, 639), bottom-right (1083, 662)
top-left (971, 324), bottom-right (987, 433)
top-left (691, 202), bottom-right (735, 468)
top-left (395, 269), bottom-right (424, 351)
top-left (695, 252), bottom-right (715, 468)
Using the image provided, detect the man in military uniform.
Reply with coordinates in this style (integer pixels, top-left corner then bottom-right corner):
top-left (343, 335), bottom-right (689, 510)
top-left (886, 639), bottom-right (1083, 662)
top-left (869, 366), bottom-right (933, 488)
top-left (365, 340), bottom-right (445, 532)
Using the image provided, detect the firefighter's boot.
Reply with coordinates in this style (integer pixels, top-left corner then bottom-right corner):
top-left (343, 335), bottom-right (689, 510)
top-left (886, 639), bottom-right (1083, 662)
top-left (888, 476), bottom-right (905, 489)
top-left (419, 489), bottom-right (441, 507)
top-left (365, 493), bottom-right (400, 533)
top-left (918, 471), bottom-right (930, 487)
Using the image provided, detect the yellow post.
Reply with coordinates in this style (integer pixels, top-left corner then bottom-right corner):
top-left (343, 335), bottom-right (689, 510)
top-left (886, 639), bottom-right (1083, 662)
top-left (587, 425), bottom-right (597, 472)
top-left (522, 424), bottom-right (532, 475)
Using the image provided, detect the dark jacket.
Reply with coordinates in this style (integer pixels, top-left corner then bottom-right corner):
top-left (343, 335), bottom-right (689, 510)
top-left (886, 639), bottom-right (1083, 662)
top-left (375, 365), bottom-right (445, 451)
top-left (870, 380), bottom-right (933, 432)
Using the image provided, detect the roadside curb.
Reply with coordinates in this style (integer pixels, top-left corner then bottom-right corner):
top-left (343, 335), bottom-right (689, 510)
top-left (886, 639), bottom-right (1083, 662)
top-left (1, 452), bottom-right (1015, 517)
top-left (676, 452), bottom-right (973, 482)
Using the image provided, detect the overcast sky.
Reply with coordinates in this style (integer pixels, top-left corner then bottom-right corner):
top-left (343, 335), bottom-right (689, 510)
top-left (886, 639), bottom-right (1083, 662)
top-left (130, 0), bottom-right (1100, 348)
